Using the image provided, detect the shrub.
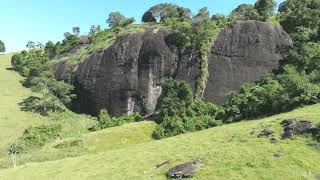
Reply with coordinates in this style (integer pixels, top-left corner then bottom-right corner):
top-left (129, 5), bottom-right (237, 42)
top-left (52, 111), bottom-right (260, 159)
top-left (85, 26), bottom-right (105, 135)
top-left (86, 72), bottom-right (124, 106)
top-left (54, 139), bottom-right (83, 149)
top-left (153, 80), bottom-right (223, 139)
top-left (9, 124), bottom-right (62, 153)
top-left (89, 109), bottom-right (141, 131)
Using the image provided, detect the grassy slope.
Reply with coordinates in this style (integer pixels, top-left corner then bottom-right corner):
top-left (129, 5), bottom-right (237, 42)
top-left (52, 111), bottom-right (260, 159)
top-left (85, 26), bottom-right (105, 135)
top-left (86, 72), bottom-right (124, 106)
top-left (0, 104), bottom-right (319, 179)
top-left (0, 54), bottom-right (50, 148)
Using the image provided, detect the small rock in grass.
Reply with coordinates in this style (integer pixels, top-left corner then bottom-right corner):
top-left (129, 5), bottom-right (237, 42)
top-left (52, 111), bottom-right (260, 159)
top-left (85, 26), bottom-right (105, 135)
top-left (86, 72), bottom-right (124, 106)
top-left (270, 137), bottom-right (278, 144)
top-left (166, 159), bottom-right (201, 178)
top-left (273, 152), bottom-right (281, 158)
top-left (258, 128), bottom-right (274, 138)
top-left (315, 174), bottom-right (320, 180)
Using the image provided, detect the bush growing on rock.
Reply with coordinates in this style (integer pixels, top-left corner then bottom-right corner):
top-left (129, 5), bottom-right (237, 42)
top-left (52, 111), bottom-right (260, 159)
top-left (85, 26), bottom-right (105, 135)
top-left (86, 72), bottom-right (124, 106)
top-left (89, 109), bottom-right (141, 131)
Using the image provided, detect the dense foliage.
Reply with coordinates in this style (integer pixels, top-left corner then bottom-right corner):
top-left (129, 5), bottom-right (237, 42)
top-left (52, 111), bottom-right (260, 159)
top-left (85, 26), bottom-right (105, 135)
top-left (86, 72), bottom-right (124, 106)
top-left (11, 50), bottom-right (75, 114)
top-left (8, 124), bottom-right (62, 153)
top-left (0, 40), bottom-right (5, 53)
top-left (231, 0), bottom-right (276, 21)
top-left (153, 80), bottom-right (223, 139)
top-left (142, 3), bottom-right (191, 23)
top-left (89, 109), bottom-right (141, 131)
top-left (106, 12), bottom-right (135, 28)
top-left (223, 0), bottom-right (320, 122)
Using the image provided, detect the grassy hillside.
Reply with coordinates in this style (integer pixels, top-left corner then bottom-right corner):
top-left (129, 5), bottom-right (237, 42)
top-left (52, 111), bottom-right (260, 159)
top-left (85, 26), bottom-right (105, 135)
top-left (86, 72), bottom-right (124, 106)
top-left (0, 54), bottom-right (50, 148)
top-left (0, 103), bottom-right (319, 179)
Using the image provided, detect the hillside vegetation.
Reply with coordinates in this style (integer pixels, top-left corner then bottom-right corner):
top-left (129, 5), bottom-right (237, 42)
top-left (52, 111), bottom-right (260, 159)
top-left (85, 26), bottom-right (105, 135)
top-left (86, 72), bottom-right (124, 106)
top-left (0, 103), bottom-right (319, 179)
top-left (0, 54), bottom-right (50, 148)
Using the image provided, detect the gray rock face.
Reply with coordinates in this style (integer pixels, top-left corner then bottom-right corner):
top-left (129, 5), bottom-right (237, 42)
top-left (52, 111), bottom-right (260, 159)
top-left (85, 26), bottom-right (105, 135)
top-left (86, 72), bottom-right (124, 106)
top-left (55, 21), bottom-right (292, 116)
top-left (204, 20), bottom-right (292, 104)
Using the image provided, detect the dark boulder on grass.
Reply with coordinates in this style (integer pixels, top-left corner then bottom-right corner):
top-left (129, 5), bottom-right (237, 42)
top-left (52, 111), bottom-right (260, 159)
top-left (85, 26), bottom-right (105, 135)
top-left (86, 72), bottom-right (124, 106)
top-left (281, 119), bottom-right (314, 139)
top-left (166, 159), bottom-right (200, 178)
top-left (258, 127), bottom-right (274, 137)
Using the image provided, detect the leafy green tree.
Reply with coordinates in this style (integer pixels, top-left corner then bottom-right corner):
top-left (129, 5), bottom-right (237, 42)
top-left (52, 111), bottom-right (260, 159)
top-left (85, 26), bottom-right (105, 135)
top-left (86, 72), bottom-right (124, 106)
top-left (0, 40), bottom-right (5, 54)
top-left (106, 11), bottom-right (126, 28)
top-left (279, 0), bottom-right (320, 34)
top-left (124, 17), bottom-right (135, 26)
top-left (89, 25), bottom-right (101, 34)
top-left (29, 71), bottom-right (75, 114)
top-left (44, 41), bottom-right (56, 59)
top-left (254, 0), bottom-right (277, 21)
top-left (153, 80), bottom-right (222, 139)
top-left (231, 4), bottom-right (260, 20)
top-left (26, 41), bottom-right (35, 50)
top-left (36, 42), bottom-right (44, 48)
top-left (72, 27), bottom-right (80, 36)
top-left (142, 11), bottom-right (156, 23)
top-left (143, 3), bottom-right (191, 23)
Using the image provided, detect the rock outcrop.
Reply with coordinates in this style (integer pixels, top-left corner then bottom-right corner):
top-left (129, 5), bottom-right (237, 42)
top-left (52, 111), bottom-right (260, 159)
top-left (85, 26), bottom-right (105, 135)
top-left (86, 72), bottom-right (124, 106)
top-left (204, 21), bottom-right (292, 104)
top-left (55, 20), bottom-right (292, 116)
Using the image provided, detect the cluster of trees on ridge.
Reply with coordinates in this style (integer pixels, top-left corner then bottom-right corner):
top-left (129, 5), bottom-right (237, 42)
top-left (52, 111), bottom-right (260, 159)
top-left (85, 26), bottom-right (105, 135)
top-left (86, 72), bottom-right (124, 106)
top-left (0, 40), bottom-right (5, 54)
top-left (9, 0), bottom-right (320, 141)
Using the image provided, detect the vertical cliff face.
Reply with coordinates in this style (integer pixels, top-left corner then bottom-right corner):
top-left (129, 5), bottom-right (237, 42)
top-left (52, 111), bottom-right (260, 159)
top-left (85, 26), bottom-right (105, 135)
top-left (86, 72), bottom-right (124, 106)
top-left (204, 21), bottom-right (292, 104)
top-left (55, 21), bottom-right (292, 116)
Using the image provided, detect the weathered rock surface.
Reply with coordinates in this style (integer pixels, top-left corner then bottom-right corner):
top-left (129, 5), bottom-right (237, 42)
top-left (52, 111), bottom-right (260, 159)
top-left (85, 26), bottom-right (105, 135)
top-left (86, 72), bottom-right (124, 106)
top-left (55, 20), bottom-right (292, 116)
top-left (166, 160), bottom-right (200, 178)
top-left (281, 119), bottom-right (315, 139)
top-left (204, 20), bottom-right (292, 104)
top-left (258, 127), bottom-right (274, 137)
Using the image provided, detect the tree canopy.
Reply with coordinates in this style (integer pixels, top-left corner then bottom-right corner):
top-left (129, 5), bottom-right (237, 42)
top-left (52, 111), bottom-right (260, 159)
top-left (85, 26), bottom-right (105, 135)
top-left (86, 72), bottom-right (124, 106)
top-left (0, 40), bottom-right (5, 53)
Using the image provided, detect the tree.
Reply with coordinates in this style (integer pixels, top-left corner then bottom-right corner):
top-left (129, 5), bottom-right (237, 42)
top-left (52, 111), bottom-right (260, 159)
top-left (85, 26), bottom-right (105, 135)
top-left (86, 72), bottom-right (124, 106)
top-left (72, 27), bottom-right (80, 36)
top-left (0, 40), bottom-right (5, 54)
top-left (279, 0), bottom-right (320, 34)
top-left (143, 3), bottom-right (191, 23)
top-left (192, 7), bottom-right (210, 23)
top-left (106, 11), bottom-right (126, 28)
top-left (44, 41), bottom-right (56, 59)
top-left (26, 41), bottom-right (35, 50)
top-left (36, 42), bottom-right (43, 48)
top-left (254, 0), bottom-right (277, 21)
top-left (142, 11), bottom-right (156, 23)
top-left (231, 4), bottom-right (260, 20)
top-left (30, 71), bottom-right (75, 114)
top-left (124, 17), bottom-right (135, 26)
top-left (89, 25), bottom-right (101, 34)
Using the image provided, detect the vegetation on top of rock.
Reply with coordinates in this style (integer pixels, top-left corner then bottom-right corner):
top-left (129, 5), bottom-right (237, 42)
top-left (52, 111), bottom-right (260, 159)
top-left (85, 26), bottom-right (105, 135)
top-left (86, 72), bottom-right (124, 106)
top-left (141, 3), bottom-right (191, 23)
top-left (106, 11), bottom-right (135, 28)
top-left (230, 0), bottom-right (276, 21)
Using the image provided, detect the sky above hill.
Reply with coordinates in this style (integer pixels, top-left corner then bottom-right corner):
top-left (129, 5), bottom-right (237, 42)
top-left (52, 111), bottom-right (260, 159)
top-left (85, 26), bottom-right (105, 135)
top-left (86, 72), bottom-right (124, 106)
top-left (0, 0), bottom-right (285, 52)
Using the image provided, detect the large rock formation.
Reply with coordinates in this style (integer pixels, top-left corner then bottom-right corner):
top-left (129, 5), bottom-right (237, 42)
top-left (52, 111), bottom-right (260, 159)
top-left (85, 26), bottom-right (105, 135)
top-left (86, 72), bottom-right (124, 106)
top-left (55, 21), bottom-right (292, 116)
top-left (204, 21), bottom-right (292, 104)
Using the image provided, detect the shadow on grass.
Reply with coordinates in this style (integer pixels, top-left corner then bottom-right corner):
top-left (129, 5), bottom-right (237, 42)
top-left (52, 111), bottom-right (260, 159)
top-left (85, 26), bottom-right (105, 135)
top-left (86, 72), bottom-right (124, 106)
top-left (18, 96), bottom-right (48, 116)
top-left (5, 67), bottom-right (16, 71)
top-left (312, 125), bottom-right (320, 143)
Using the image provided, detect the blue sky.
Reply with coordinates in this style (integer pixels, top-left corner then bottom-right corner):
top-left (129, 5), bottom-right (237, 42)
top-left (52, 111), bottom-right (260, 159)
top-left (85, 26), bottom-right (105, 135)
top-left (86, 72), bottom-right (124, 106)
top-left (0, 0), bottom-right (284, 52)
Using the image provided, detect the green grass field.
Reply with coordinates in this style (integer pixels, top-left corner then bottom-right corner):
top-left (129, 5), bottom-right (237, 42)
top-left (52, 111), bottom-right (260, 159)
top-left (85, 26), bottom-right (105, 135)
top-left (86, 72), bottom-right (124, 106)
top-left (0, 54), bottom-right (320, 179)
top-left (0, 54), bottom-right (50, 148)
